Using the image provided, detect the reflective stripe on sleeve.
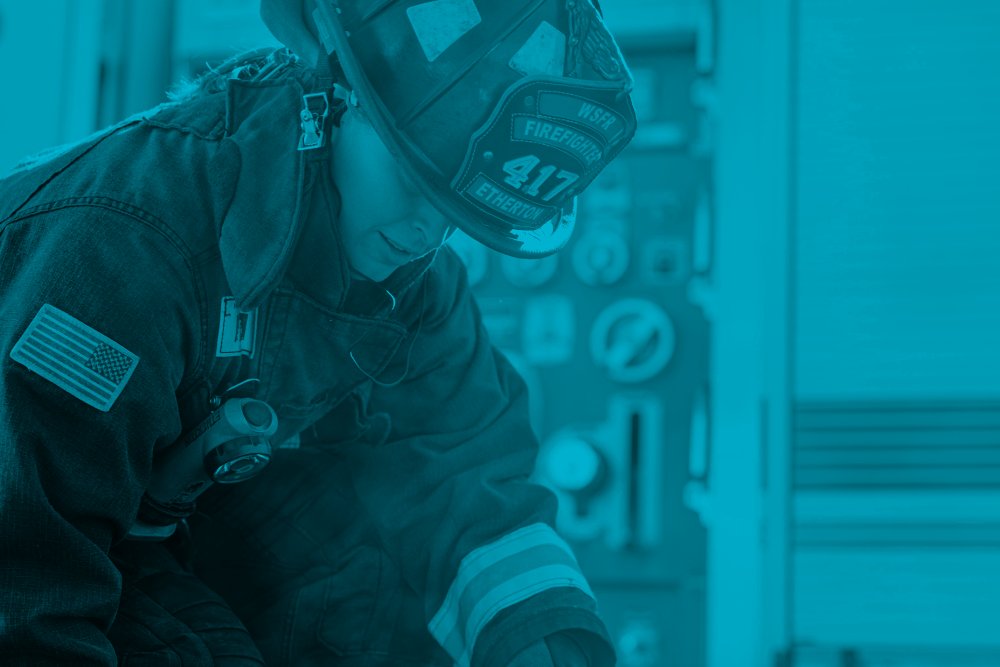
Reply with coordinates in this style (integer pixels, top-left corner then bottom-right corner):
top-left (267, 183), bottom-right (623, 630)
top-left (428, 523), bottom-right (595, 666)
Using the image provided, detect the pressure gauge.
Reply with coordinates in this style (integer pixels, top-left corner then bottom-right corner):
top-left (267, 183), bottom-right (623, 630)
top-left (539, 434), bottom-right (606, 496)
top-left (572, 231), bottom-right (630, 286)
top-left (591, 299), bottom-right (675, 383)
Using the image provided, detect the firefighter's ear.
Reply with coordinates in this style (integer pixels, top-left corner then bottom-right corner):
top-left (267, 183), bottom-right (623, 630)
top-left (260, 0), bottom-right (323, 66)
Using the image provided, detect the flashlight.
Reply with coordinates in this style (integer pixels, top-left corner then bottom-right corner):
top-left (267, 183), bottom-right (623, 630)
top-left (146, 398), bottom-right (277, 507)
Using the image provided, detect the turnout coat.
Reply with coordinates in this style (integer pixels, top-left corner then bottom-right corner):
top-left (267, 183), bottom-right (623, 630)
top-left (0, 67), bottom-right (611, 666)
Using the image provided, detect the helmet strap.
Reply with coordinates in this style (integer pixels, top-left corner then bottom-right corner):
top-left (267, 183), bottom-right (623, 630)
top-left (311, 1), bottom-right (340, 56)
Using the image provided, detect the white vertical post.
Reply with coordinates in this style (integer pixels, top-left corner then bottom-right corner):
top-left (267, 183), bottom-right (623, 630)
top-left (705, 0), bottom-right (794, 665)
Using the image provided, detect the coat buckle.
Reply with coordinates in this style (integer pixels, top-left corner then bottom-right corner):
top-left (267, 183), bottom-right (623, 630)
top-left (298, 92), bottom-right (330, 151)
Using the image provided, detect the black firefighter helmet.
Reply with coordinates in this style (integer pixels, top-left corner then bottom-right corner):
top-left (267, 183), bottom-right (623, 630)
top-left (263, 0), bottom-right (637, 258)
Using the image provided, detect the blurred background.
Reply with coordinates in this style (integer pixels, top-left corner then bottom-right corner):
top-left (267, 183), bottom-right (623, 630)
top-left (2, 1), bottom-right (1000, 665)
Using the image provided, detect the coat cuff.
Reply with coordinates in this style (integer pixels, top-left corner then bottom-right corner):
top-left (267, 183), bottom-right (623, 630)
top-left (471, 587), bottom-right (615, 667)
top-left (426, 523), bottom-right (608, 667)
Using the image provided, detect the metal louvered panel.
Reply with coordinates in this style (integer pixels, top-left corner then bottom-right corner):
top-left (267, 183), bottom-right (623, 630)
top-left (794, 486), bottom-right (1000, 549)
top-left (794, 403), bottom-right (1000, 489)
top-left (795, 523), bottom-right (1000, 548)
top-left (796, 405), bottom-right (1000, 432)
top-left (792, 403), bottom-right (1000, 648)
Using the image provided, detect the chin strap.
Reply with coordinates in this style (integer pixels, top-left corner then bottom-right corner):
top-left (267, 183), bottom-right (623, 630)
top-left (312, 1), bottom-right (340, 57)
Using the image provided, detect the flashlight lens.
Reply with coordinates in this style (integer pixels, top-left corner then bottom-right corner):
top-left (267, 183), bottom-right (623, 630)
top-left (211, 452), bottom-right (272, 484)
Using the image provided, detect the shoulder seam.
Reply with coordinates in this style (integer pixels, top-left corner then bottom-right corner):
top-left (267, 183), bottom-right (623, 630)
top-left (140, 111), bottom-right (227, 141)
top-left (1, 122), bottom-right (141, 223)
top-left (2, 197), bottom-right (210, 388)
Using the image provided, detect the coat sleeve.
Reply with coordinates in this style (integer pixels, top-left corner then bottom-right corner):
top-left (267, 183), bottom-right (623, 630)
top-left (0, 206), bottom-right (200, 665)
top-left (332, 249), bottom-right (614, 667)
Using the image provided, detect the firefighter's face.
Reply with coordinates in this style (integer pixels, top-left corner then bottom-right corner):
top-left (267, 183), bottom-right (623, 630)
top-left (331, 105), bottom-right (454, 282)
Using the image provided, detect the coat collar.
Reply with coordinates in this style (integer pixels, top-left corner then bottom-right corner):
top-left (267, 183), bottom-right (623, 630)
top-left (215, 74), bottom-right (436, 318)
top-left (216, 75), bottom-right (317, 312)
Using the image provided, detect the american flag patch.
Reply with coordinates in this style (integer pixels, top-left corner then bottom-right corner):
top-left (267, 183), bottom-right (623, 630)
top-left (10, 304), bottom-right (140, 412)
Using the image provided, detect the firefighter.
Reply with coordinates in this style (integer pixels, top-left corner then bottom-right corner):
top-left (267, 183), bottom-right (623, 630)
top-left (0, 1), bottom-right (636, 665)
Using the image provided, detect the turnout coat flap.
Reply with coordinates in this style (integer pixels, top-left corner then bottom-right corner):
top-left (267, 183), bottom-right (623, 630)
top-left (217, 76), bottom-right (311, 312)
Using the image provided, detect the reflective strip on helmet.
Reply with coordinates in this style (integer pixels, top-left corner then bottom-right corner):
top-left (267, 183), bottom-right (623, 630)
top-left (428, 523), bottom-right (595, 667)
top-left (407, 0), bottom-right (483, 62)
top-left (509, 21), bottom-right (566, 77)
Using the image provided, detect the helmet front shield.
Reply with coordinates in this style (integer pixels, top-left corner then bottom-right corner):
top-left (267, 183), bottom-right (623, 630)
top-left (312, 0), bottom-right (637, 257)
